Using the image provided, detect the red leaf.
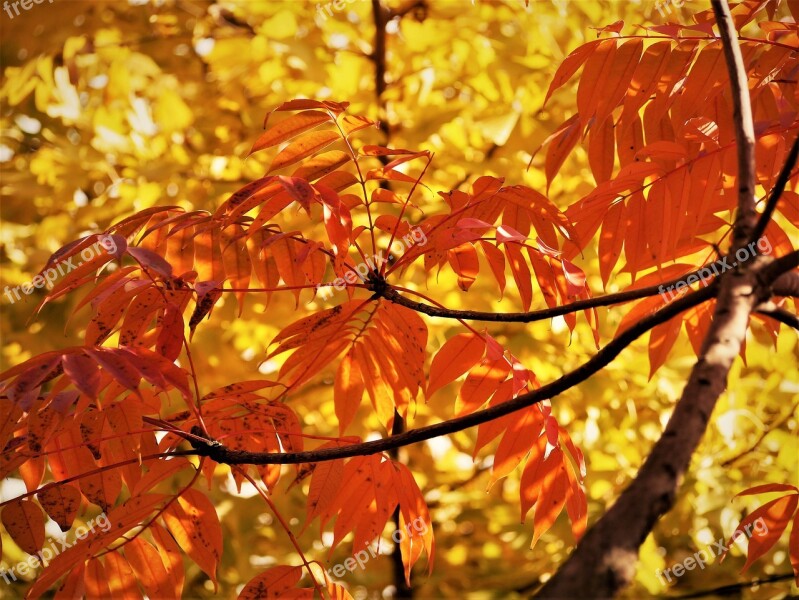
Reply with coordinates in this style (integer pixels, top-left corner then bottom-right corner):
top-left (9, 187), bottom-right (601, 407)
top-left (544, 40), bottom-right (602, 105)
top-left (560, 259), bottom-right (586, 296)
top-left (157, 304), bottom-right (185, 361)
top-left (127, 246), bottom-right (173, 278)
top-left (277, 175), bottom-right (316, 212)
top-left (722, 493), bottom-right (799, 572)
top-left (735, 483), bottom-right (799, 497)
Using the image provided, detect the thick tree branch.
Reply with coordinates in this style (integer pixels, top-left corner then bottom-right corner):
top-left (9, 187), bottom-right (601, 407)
top-left (713, 0), bottom-right (757, 250)
top-left (187, 283), bottom-right (716, 464)
top-left (536, 4), bottom-right (773, 596)
top-left (370, 0), bottom-right (391, 149)
top-left (535, 259), bottom-right (777, 599)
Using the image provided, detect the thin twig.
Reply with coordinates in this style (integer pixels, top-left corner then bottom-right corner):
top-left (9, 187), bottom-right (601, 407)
top-left (671, 572), bottom-right (796, 598)
top-left (749, 137), bottom-right (799, 245)
top-left (755, 307), bottom-right (799, 330)
top-left (379, 267), bottom-right (710, 322)
top-left (721, 399), bottom-right (799, 466)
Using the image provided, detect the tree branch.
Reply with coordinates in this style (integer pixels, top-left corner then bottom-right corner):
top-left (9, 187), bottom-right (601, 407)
top-left (770, 270), bottom-right (799, 298)
top-left (713, 0), bottom-right (757, 250)
top-left (370, 0), bottom-right (391, 150)
top-left (760, 249), bottom-right (799, 283)
top-left (749, 138), bottom-right (799, 245)
top-left (380, 267), bottom-right (711, 323)
top-left (387, 0), bottom-right (427, 20)
top-left (720, 399), bottom-right (799, 466)
top-left (755, 306), bottom-right (799, 330)
top-left (535, 259), bottom-right (781, 599)
top-left (535, 3), bottom-right (774, 596)
top-left (187, 284), bottom-right (716, 465)
top-left (671, 572), bottom-right (796, 599)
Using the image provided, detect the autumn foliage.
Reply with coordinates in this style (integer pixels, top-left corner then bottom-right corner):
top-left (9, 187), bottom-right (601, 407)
top-left (1, 0), bottom-right (798, 597)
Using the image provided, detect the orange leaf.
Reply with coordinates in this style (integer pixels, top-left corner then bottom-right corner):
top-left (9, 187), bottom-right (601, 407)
top-left (334, 351), bottom-right (364, 433)
top-left (124, 537), bottom-right (176, 600)
top-left (53, 564), bottom-right (85, 599)
top-left (163, 488), bottom-right (223, 587)
top-left (531, 447), bottom-right (569, 547)
top-left (85, 558), bottom-right (112, 600)
top-left (29, 494), bottom-right (168, 598)
top-left (264, 99), bottom-right (348, 126)
top-left (326, 579), bottom-right (355, 599)
top-left (648, 318), bottom-right (682, 378)
top-left (239, 565), bottom-right (303, 599)
top-left (305, 455), bottom-right (346, 529)
top-left (103, 551), bottom-right (140, 599)
top-left (268, 130), bottom-right (341, 173)
top-left (250, 110), bottom-right (332, 155)
top-left (427, 333), bottom-right (485, 398)
top-left (292, 150), bottom-right (351, 182)
top-left (151, 523), bottom-right (185, 599)
top-left (457, 356), bottom-right (511, 416)
top-left (478, 240), bottom-right (506, 295)
top-left (79, 463), bottom-right (122, 512)
top-left (491, 407), bottom-right (545, 485)
top-left (393, 463), bottom-right (435, 579)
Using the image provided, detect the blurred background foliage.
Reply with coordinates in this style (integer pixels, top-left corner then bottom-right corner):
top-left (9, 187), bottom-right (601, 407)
top-left (1, 0), bottom-right (797, 598)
